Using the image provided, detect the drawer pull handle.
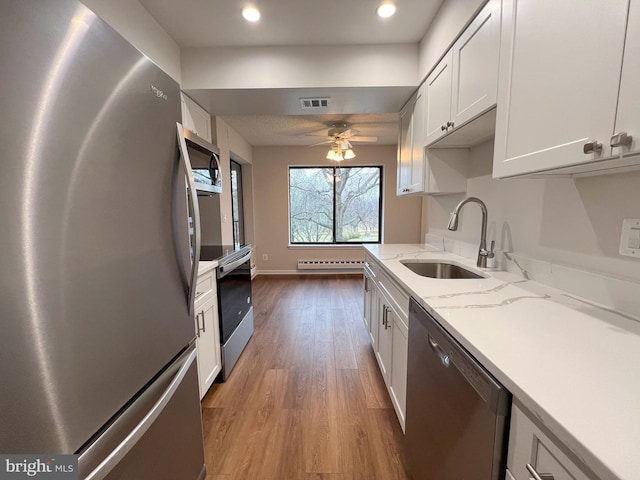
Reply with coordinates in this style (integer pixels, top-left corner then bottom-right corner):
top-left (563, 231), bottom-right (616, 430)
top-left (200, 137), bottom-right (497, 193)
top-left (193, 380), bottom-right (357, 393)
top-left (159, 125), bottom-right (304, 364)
top-left (583, 140), bottom-right (602, 155)
top-left (526, 463), bottom-right (554, 480)
top-left (610, 131), bottom-right (632, 147)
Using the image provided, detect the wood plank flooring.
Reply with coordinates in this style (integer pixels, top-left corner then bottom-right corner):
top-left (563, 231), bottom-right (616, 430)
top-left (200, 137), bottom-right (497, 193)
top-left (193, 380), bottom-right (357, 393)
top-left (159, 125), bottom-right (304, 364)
top-left (201, 275), bottom-right (412, 480)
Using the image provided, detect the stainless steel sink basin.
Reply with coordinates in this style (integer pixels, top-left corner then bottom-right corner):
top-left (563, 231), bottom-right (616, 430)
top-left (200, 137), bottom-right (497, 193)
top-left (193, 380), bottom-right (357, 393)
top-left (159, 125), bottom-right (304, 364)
top-left (400, 261), bottom-right (484, 279)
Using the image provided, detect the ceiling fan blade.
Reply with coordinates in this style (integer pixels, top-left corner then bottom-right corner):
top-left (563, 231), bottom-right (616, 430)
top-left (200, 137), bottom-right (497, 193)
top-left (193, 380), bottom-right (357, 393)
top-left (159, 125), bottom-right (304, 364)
top-left (309, 139), bottom-right (333, 146)
top-left (349, 136), bottom-right (379, 142)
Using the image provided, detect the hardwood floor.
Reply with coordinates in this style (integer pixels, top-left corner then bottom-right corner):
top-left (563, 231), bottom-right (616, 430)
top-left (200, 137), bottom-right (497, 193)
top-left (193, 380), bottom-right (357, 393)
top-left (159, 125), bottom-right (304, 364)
top-left (201, 275), bottom-right (412, 480)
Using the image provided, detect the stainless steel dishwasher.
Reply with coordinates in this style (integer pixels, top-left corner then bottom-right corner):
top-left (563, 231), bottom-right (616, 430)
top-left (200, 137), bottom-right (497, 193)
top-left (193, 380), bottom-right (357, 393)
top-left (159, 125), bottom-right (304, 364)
top-left (405, 298), bottom-right (511, 480)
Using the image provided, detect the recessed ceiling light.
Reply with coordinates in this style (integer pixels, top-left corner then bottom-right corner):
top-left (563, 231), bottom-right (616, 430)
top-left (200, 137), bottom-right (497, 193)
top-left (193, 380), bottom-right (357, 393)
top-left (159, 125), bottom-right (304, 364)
top-left (242, 6), bottom-right (261, 22)
top-left (377, 2), bottom-right (396, 18)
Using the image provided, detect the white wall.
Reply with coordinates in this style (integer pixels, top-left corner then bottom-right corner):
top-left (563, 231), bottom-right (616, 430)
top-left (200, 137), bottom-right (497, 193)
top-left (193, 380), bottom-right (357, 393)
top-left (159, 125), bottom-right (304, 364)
top-left (181, 45), bottom-right (419, 90)
top-left (425, 140), bottom-right (640, 282)
top-left (81, 0), bottom-right (182, 83)
top-left (252, 145), bottom-right (423, 273)
top-left (417, 0), bottom-right (485, 81)
top-left (213, 117), bottom-right (254, 245)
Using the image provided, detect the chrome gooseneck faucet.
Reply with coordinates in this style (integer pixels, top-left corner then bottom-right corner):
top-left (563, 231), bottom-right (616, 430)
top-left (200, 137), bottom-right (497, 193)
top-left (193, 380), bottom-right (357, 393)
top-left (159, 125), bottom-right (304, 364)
top-left (447, 197), bottom-right (495, 268)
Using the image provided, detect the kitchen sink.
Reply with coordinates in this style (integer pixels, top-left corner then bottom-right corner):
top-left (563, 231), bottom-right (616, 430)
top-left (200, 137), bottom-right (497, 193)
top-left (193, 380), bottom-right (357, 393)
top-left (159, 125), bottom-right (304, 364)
top-left (400, 261), bottom-right (485, 279)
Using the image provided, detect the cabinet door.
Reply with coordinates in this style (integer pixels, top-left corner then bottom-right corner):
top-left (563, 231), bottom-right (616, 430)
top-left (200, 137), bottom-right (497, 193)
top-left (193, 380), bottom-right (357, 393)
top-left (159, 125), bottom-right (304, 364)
top-left (397, 99), bottom-right (413, 195)
top-left (190, 102), bottom-right (212, 143)
top-left (389, 314), bottom-right (408, 431)
top-left (368, 285), bottom-right (379, 350)
top-left (181, 94), bottom-right (212, 142)
top-left (424, 50), bottom-right (453, 146)
top-left (397, 88), bottom-right (425, 195)
top-left (493, 0), bottom-right (628, 178)
top-left (363, 272), bottom-right (372, 331)
top-left (195, 294), bottom-right (221, 399)
top-left (451, 0), bottom-right (500, 128)
top-left (508, 403), bottom-right (595, 480)
top-left (180, 93), bottom-right (196, 135)
top-left (375, 297), bottom-right (393, 383)
top-left (612, 0), bottom-right (640, 156)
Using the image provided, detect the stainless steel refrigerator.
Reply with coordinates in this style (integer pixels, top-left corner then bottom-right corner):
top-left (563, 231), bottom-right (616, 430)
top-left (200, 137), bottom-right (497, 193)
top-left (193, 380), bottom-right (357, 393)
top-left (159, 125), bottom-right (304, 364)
top-left (0, 1), bottom-right (206, 478)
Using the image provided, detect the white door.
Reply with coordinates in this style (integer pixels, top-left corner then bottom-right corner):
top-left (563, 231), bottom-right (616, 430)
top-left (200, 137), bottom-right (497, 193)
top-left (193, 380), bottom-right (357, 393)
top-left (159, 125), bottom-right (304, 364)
top-left (195, 294), bottom-right (221, 399)
top-left (389, 315), bottom-right (408, 430)
top-left (424, 50), bottom-right (454, 146)
top-left (375, 298), bottom-right (393, 383)
top-left (493, 0), bottom-right (628, 178)
top-left (612, 0), bottom-right (640, 156)
top-left (397, 99), bottom-right (414, 195)
top-left (451, 0), bottom-right (501, 128)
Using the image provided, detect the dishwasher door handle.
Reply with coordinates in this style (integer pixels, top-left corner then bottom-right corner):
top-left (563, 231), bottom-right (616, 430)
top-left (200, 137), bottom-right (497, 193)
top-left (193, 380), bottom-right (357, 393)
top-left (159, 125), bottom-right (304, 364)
top-left (427, 335), bottom-right (450, 367)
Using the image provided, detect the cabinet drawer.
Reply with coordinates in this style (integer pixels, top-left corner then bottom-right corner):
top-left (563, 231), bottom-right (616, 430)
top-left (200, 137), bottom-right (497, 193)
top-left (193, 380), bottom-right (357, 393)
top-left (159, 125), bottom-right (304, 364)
top-left (377, 268), bottom-right (409, 327)
top-left (508, 401), bottom-right (596, 480)
top-left (364, 253), bottom-right (378, 280)
top-left (195, 271), bottom-right (215, 308)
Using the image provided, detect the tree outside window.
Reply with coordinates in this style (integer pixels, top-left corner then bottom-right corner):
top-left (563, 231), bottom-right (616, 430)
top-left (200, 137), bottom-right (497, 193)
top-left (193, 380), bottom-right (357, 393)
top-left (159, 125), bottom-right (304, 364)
top-left (289, 166), bottom-right (382, 244)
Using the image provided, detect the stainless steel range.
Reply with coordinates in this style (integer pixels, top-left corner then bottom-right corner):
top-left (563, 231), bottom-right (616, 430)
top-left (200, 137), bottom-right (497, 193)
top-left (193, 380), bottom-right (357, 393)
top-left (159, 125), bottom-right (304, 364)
top-left (201, 245), bottom-right (253, 380)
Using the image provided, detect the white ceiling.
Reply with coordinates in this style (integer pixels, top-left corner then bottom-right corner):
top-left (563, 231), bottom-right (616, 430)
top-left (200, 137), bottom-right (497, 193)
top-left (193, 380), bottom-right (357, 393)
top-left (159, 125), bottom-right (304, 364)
top-left (139, 0), bottom-right (445, 146)
top-left (138, 0), bottom-right (443, 47)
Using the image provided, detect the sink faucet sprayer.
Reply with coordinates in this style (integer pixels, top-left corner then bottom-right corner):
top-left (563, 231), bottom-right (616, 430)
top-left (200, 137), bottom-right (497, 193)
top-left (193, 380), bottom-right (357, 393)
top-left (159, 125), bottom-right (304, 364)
top-left (447, 197), bottom-right (495, 268)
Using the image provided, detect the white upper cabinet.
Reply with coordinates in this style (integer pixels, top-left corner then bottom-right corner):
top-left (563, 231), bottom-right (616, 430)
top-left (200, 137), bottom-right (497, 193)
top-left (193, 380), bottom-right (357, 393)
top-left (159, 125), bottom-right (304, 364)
top-left (424, 0), bottom-right (501, 147)
top-left (612, 0), bottom-right (640, 157)
top-left (450, 0), bottom-right (501, 129)
top-left (397, 86), bottom-right (425, 195)
top-left (493, 0), bottom-right (629, 178)
top-left (424, 51), bottom-right (454, 146)
top-left (180, 93), bottom-right (212, 143)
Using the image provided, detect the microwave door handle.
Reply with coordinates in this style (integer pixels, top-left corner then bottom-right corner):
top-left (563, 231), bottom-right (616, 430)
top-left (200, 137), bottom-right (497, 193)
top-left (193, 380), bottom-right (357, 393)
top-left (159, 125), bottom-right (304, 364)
top-left (218, 252), bottom-right (252, 278)
top-left (209, 153), bottom-right (220, 185)
top-left (176, 122), bottom-right (201, 316)
top-left (213, 153), bottom-right (222, 187)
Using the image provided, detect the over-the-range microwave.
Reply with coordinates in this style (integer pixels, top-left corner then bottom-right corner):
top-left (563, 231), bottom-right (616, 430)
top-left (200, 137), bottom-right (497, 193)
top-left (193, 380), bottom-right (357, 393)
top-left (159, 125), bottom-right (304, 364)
top-left (183, 128), bottom-right (222, 195)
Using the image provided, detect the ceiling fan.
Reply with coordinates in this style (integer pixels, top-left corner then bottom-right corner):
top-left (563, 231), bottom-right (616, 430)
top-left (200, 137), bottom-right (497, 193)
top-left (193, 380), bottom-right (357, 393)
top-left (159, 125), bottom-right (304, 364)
top-left (309, 123), bottom-right (379, 147)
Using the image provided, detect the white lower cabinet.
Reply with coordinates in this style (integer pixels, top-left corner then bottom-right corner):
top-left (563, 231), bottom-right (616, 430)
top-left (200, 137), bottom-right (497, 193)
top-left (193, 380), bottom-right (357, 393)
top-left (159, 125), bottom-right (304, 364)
top-left (508, 401), bottom-right (597, 480)
top-left (362, 256), bottom-right (409, 431)
top-left (194, 271), bottom-right (222, 399)
top-left (389, 312), bottom-right (407, 428)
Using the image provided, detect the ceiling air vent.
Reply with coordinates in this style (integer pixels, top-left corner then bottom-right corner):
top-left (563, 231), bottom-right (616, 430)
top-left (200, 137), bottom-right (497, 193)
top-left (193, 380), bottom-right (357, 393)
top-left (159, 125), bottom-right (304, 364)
top-left (299, 97), bottom-right (330, 109)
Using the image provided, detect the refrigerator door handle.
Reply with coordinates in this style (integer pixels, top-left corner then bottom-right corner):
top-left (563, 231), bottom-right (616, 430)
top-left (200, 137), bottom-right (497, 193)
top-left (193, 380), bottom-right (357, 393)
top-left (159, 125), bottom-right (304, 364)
top-left (84, 348), bottom-right (197, 480)
top-left (177, 122), bottom-right (201, 316)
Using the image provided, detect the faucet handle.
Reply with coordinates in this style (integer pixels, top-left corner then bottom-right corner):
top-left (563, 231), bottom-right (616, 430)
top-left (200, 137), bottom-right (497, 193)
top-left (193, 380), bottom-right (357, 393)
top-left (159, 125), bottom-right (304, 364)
top-left (480, 240), bottom-right (496, 259)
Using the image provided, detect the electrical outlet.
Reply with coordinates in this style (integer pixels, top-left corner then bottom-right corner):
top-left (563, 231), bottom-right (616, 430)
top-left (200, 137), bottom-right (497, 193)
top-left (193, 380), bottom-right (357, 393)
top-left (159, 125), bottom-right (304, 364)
top-left (262, 254), bottom-right (268, 261)
top-left (619, 218), bottom-right (640, 258)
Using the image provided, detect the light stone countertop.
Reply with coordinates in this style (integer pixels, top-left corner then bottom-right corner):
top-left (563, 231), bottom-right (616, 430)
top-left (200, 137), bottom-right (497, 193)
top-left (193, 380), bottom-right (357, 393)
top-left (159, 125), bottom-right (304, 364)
top-left (365, 243), bottom-right (640, 480)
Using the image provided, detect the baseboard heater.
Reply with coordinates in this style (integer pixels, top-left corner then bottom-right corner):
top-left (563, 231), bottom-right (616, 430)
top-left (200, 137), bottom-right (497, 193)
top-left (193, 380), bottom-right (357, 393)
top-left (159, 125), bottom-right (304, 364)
top-left (297, 259), bottom-right (364, 270)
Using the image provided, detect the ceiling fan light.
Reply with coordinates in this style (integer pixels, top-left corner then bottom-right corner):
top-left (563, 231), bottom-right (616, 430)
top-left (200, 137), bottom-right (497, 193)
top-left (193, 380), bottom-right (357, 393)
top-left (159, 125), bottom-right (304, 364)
top-left (377, 2), bottom-right (396, 18)
top-left (326, 149), bottom-right (337, 160)
top-left (344, 149), bottom-right (356, 160)
top-left (242, 6), bottom-right (261, 22)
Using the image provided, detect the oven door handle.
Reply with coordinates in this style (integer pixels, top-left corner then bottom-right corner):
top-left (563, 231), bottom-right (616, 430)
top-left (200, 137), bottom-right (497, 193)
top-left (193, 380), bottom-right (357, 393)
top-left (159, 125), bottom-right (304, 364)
top-left (218, 252), bottom-right (252, 278)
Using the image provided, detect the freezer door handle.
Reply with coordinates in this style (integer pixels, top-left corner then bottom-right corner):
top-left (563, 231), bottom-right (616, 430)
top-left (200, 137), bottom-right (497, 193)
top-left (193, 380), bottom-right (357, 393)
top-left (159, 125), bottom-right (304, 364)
top-left (177, 122), bottom-right (201, 316)
top-left (83, 348), bottom-right (197, 480)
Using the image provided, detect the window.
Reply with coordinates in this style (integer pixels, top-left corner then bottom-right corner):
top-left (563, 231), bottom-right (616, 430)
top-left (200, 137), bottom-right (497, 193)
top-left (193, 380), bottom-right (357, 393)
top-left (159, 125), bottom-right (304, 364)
top-left (289, 166), bottom-right (382, 244)
top-left (230, 160), bottom-right (245, 247)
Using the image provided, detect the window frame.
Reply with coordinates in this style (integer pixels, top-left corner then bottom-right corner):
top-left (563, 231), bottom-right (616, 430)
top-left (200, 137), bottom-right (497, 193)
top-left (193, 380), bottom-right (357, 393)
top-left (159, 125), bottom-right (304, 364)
top-left (288, 165), bottom-right (383, 245)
